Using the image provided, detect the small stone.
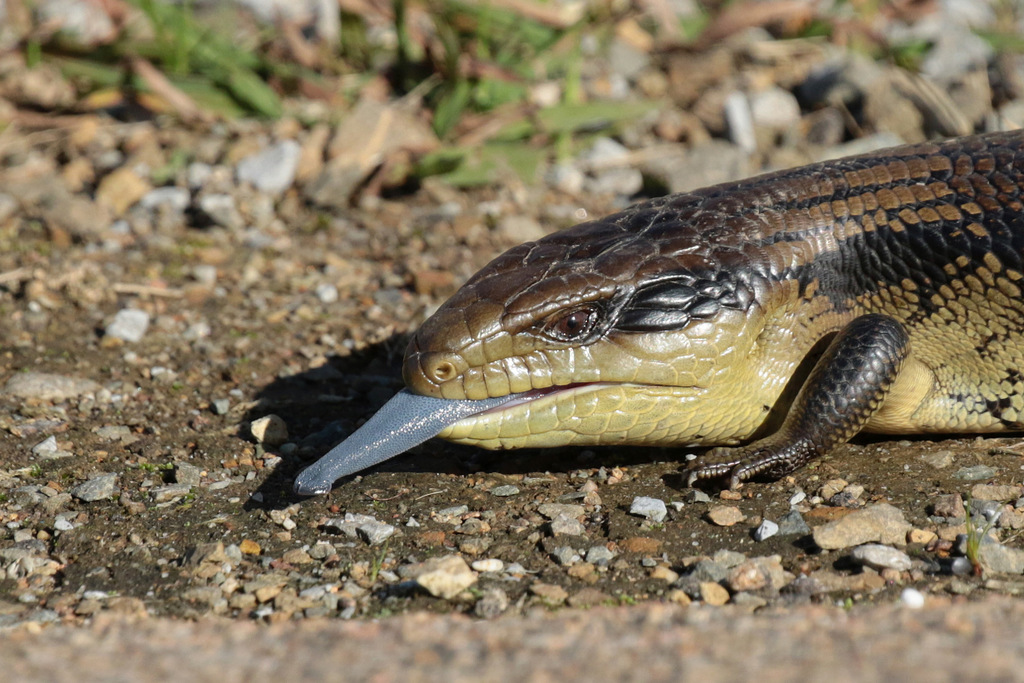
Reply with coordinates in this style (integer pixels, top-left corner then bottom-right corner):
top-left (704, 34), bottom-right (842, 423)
top-left (997, 507), bottom-right (1024, 530)
top-left (537, 503), bottom-right (584, 520)
top-left (250, 415), bottom-right (288, 446)
top-left (198, 194), bottom-right (243, 230)
top-left (567, 587), bottom-right (611, 608)
top-left (70, 473), bottom-right (119, 502)
top-left (454, 518), bottom-right (490, 536)
top-left (246, 577), bottom-right (288, 603)
top-left (949, 557), bottom-right (974, 575)
top-left (921, 450), bottom-right (955, 469)
top-left (96, 425), bottom-right (134, 442)
top-left (150, 483), bottom-right (192, 503)
top-left (900, 587), bottom-right (926, 609)
top-left (187, 162), bottom-right (213, 189)
top-left (31, 436), bottom-right (59, 456)
top-left (789, 490), bottom-right (807, 506)
top-left (281, 549), bottom-right (313, 565)
top-left (618, 537), bottom-right (662, 554)
top-left (434, 505), bottom-right (469, 522)
top-left (699, 582), bottom-right (730, 606)
top-left (474, 588), bottom-right (509, 619)
top-left (819, 478), bottom-right (848, 500)
top-left (184, 542), bottom-right (231, 577)
top-left (908, 528), bottom-right (938, 545)
top-left (979, 543), bottom-right (1024, 575)
top-left (307, 542), bottom-right (334, 560)
top-left (932, 494), bottom-right (966, 520)
top-left (724, 91), bottom-right (756, 153)
top-left (13, 486), bottom-right (45, 506)
top-left (549, 514), bottom-right (586, 537)
top-left (530, 582), bottom-right (569, 606)
top-left (812, 503), bottom-right (912, 550)
top-left (650, 566), bottom-right (679, 583)
top-left (490, 485), bottom-right (520, 497)
top-left (684, 557), bottom-right (724, 585)
top-left (357, 520), bottom-right (396, 546)
top-left (684, 489), bottom-right (712, 504)
top-left (730, 592), bottom-right (769, 611)
top-left (211, 399), bottom-right (231, 416)
top-left (724, 556), bottom-right (790, 593)
top-left (667, 589), bottom-right (692, 606)
top-left (315, 283), bottom-right (338, 304)
top-left (456, 536), bottom-right (492, 556)
top-left (955, 465), bottom-right (998, 481)
top-left (96, 167), bottom-right (151, 215)
top-left (850, 544), bottom-right (913, 572)
top-left (753, 519), bottom-right (779, 541)
top-left (105, 308), bottom-right (150, 343)
top-left (415, 555), bottom-right (478, 599)
top-left (550, 546), bottom-right (581, 566)
top-left (706, 506), bottom-right (746, 527)
top-left (580, 137), bottom-right (630, 166)
top-left (471, 559), bottom-right (504, 573)
top-left (712, 549), bottom-right (749, 569)
top-left (630, 496), bottom-right (668, 523)
top-left (236, 140), bottom-right (302, 194)
top-left (4, 372), bottom-right (101, 402)
top-left (139, 187), bottom-right (190, 213)
top-left (971, 484), bottom-right (1024, 502)
top-left (970, 498), bottom-right (1003, 523)
top-left (239, 539), bottom-right (261, 555)
top-left (749, 86), bottom-right (801, 131)
top-left (545, 163), bottom-right (585, 194)
top-left (585, 545), bottom-right (616, 566)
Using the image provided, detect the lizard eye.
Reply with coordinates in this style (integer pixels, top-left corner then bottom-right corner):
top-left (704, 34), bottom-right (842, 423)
top-left (544, 305), bottom-right (601, 342)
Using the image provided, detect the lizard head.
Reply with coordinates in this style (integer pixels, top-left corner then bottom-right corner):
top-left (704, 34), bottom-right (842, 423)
top-left (295, 201), bottom-right (789, 495)
top-left (402, 215), bottom-right (769, 450)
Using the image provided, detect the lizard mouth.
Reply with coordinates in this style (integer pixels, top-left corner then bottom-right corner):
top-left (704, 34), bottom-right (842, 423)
top-left (477, 382), bottom-right (597, 414)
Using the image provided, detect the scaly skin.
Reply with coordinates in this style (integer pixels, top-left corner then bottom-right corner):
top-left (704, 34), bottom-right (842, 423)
top-left (398, 131), bottom-right (1024, 486)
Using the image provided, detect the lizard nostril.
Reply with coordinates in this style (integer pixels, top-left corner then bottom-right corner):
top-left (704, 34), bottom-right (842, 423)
top-left (410, 352), bottom-right (465, 388)
top-left (431, 360), bottom-right (458, 382)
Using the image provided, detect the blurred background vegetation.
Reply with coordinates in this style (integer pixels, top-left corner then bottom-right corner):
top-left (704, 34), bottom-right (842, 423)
top-left (1, 0), bottom-right (1023, 189)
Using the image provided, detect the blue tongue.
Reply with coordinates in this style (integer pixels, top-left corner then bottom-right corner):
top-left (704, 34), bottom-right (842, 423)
top-left (293, 388), bottom-right (521, 495)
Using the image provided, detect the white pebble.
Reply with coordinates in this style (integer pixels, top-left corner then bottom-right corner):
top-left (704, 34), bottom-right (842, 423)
top-left (754, 519), bottom-right (779, 541)
top-left (900, 587), bottom-right (925, 609)
top-left (31, 436), bottom-right (59, 455)
top-left (315, 283), bottom-right (339, 304)
top-left (105, 308), bottom-right (150, 343)
top-left (236, 140), bottom-right (301, 194)
top-left (471, 559), bottom-right (504, 573)
top-left (630, 496), bottom-right (667, 523)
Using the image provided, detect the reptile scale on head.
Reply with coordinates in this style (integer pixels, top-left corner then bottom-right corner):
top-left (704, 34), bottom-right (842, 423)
top-left (294, 131), bottom-right (1024, 495)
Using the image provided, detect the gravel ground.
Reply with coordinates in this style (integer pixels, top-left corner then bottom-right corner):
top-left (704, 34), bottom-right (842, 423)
top-left (5, 0), bottom-right (1024, 678)
top-left (5, 598), bottom-right (1024, 682)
